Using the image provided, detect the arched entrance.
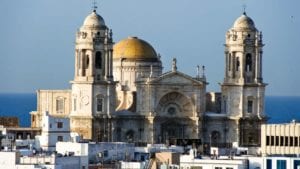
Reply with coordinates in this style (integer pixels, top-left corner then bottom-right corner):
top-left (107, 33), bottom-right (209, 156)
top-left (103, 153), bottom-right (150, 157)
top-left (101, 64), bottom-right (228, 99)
top-left (160, 120), bottom-right (185, 144)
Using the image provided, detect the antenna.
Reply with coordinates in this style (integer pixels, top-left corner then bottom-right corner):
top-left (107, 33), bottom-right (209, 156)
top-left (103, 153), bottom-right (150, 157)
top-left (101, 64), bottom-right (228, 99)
top-left (92, 0), bottom-right (98, 12)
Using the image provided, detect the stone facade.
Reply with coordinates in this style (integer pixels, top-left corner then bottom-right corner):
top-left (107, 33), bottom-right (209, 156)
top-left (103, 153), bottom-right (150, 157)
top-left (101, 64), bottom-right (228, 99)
top-left (31, 10), bottom-right (267, 148)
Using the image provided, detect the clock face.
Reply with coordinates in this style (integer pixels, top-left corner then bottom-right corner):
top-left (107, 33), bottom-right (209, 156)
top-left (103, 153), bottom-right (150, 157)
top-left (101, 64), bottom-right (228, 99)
top-left (81, 96), bottom-right (89, 105)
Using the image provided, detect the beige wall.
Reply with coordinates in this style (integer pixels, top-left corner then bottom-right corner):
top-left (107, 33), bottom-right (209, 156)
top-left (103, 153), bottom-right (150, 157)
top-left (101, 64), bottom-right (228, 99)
top-left (31, 90), bottom-right (71, 128)
top-left (261, 122), bottom-right (300, 156)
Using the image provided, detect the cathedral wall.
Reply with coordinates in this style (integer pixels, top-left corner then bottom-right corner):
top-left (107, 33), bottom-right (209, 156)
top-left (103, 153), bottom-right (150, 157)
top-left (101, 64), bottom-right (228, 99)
top-left (32, 90), bottom-right (71, 128)
top-left (113, 118), bottom-right (145, 142)
top-left (222, 86), bottom-right (243, 117)
top-left (203, 117), bottom-right (227, 145)
top-left (71, 84), bottom-right (93, 117)
top-left (137, 81), bottom-right (205, 117)
top-left (37, 90), bottom-right (71, 116)
top-left (226, 120), bottom-right (240, 145)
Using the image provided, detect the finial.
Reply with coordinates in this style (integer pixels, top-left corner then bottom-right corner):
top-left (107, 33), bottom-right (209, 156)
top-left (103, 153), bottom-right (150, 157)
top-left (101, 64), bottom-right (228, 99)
top-left (242, 4), bottom-right (247, 15)
top-left (202, 65), bottom-right (206, 78)
top-left (109, 29), bottom-right (113, 39)
top-left (172, 58), bottom-right (177, 72)
top-left (196, 65), bottom-right (200, 78)
top-left (92, 0), bottom-right (98, 12)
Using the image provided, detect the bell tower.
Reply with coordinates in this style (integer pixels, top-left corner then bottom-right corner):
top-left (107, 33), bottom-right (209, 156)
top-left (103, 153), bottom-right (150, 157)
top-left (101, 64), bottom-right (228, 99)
top-left (221, 12), bottom-right (267, 146)
top-left (70, 9), bottom-right (115, 140)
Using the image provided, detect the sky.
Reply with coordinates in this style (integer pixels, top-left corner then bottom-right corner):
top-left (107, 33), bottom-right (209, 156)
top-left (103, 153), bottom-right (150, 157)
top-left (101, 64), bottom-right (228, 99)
top-left (0, 0), bottom-right (299, 96)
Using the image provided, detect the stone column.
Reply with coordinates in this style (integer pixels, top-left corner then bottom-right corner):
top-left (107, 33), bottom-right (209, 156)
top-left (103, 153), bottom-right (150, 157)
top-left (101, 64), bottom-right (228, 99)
top-left (147, 116), bottom-right (155, 144)
top-left (108, 49), bottom-right (113, 80)
top-left (235, 120), bottom-right (240, 146)
top-left (105, 47), bottom-right (109, 80)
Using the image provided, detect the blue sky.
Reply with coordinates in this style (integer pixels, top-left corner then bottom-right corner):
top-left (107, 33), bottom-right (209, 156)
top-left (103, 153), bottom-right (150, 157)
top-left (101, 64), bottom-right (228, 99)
top-left (0, 0), bottom-right (299, 96)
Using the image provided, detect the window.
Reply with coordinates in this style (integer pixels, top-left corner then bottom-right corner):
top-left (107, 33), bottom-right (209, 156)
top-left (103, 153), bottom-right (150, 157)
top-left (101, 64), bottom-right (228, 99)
top-left (276, 136), bottom-right (279, 146)
top-left (285, 136), bottom-right (289, 146)
top-left (191, 167), bottom-right (202, 169)
top-left (280, 136), bottom-right (284, 146)
top-left (95, 52), bottom-right (102, 69)
top-left (294, 160), bottom-right (300, 169)
top-left (168, 107), bottom-right (176, 115)
top-left (228, 53), bottom-right (232, 71)
top-left (57, 122), bottom-right (63, 129)
top-left (246, 54), bottom-right (252, 72)
top-left (277, 160), bottom-right (286, 169)
top-left (86, 55), bottom-right (89, 68)
top-left (97, 96), bottom-right (103, 112)
top-left (247, 100), bottom-right (253, 113)
top-left (57, 136), bottom-right (63, 142)
top-left (223, 97), bottom-right (227, 113)
top-left (290, 137), bottom-right (294, 146)
top-left (226, 168), bottom-right (233, 169)
top-left (236, 57), bottom-right (240, 71)
top-left (266, 136), bottom-right (270, 146)
top-left (215, 167), bottom-right (222, 169)
top-left (266, 159), bottom-right (272, 169)
top-left (56, 98), bottom-right (64, 114)
top-left (271, 136), bottom-right (274, 146)
top-left (295, 137), bottom-right (298, 146)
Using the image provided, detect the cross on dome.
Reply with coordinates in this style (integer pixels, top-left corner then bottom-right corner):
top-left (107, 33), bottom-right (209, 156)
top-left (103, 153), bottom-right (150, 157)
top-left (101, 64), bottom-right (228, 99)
top-left (92, 0), bottom-right (98, 12)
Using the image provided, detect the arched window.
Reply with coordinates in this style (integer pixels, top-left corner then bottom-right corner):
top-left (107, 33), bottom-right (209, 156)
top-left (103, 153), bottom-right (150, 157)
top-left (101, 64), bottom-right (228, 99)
top-left (86, 55), bottom-right (89, 68)
top-left (247, 100), bottom-right (253, 113)
top-left (96, 95), bottom-right (104, 112)
top-left (236, 57), bottom-right (240, 71)
top-left (228, 53), bottom-right (232, 71)
top-left (246, 54), bottom-right (252, 72)
top-left (56, 97), bottom-right (64, 114)
top-left (95, 52), bottom-right (102, 69)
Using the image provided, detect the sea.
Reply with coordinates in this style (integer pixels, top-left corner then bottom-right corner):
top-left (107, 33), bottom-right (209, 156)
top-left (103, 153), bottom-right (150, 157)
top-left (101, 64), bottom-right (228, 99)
top-left (0, 93), bottom-right (300, 127)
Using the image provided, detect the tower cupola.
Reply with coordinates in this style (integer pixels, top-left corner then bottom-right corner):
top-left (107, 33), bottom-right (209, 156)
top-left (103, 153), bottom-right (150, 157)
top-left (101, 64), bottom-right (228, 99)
top-left (73, 10), bottom-right (113, 82)
top-left (82, 10), bottom-right (106, 29)
top-left (233, 12), bottom-right (256, 31)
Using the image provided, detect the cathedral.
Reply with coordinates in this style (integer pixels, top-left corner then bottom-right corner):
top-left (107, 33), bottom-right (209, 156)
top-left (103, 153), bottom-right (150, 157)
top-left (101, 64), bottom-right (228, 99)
top-left (30, 9), bottom-right (267, 148)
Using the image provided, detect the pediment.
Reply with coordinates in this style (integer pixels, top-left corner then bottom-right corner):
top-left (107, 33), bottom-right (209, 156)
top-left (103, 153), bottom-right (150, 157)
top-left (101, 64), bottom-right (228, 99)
top-left (149, 71), bottom-right (204, 85)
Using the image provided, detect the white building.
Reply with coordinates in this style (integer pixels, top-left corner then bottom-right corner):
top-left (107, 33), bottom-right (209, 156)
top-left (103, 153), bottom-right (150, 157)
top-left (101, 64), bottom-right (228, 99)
top-left (56, 141), bottom-right (134, 164)
top-left (261, 120), bottom-right (300, 156)
top-left (35, 112), bottom-right (71, 151)
top-left (0, 151), bottom-right (87, 169)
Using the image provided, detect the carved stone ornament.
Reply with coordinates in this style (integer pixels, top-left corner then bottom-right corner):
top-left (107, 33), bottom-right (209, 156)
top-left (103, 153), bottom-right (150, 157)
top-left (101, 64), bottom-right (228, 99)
top-left (81, 95), bottom-right (89, 105)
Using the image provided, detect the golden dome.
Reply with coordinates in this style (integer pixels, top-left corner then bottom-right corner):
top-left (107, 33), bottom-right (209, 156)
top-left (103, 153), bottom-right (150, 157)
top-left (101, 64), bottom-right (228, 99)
top-left (113, 37), bottom-right (158, 60)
